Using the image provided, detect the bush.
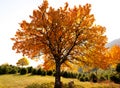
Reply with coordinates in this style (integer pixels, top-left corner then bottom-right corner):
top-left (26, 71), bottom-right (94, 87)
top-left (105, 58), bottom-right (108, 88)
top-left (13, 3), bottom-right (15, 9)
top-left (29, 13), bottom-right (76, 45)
top-left (20, 68), bottom-right (28, 75)
top-left (0, 66), bottom-right (6, 74)
top-left (41, 70), bottom-right (46, 76)
top-left (9, 67), bottom-right (18, 74)
top-left (32, 69), bottom-right (38, 75)
top-left (116, 63), bottom-right (120, 73)
top-left (99, 76), bottom-right (106, 82)
top-left (77, 73), bottom-right (82, 79)
top-left (35, 68), bottom-right (47, 76)
top-left (90, 73), bottom-right (98, 83)
top-left (0, 64), bottom-right (19, 74)
top-left (27, 67), bottom-right (33, 73)
top-left (84, 76), bottom-right (90, 81)
top-left (37, 68), bottom-right (42, 75)
top-left (71, 73), bottom-right (78, 78)
top-left (53, 71), bottom-right (56, 77)
top-left (79, 77), bottom-right (85, 82)
top-left (0, 64), bottom-right (11, 74)
top-left (62, 71), bottom-right (68, 78)
top-left (47, 70), bottom-right (53, 76)
top-left (110, 74), bottom-right (120, 84)
top-left (104, 74), bottom-right (109, 80)
top-left (61, 71), bottom-right (78, 78)
top-left (17, 67), bottom-right (21, 73)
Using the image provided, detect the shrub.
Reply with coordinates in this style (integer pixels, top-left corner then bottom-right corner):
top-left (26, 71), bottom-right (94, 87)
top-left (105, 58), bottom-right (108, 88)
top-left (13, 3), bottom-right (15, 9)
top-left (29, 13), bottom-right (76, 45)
top-left (104, 74), bottom-right (109, 80)
top-left (110, 75), bottom-right (115, 82)
top-left (79, 77), bottom-right (85, 82)
top-left (61, 71), bottom-right (78, 78)
top-left (9, 67), bottom-right (18, 74)
top-left (41, 70), bottom-right (46, 76)
top-left (62, 71), bottom-right (68, 78)
top-left (0, 64), bottom-right (10, 74)
top-left (9, 69), bottom-right (17, 74)
top-left (116, 63), bottom-right (120, 73)
top-left (53, 71), bottom-right (56, 76)
top-left (99, 76), bottom-right (106, 82)
top-left (27, 66), bottom-right (33, 73)
top-left (110, 74), bottom-right (120, 84)
top-left (0, 64), bottom-right (19, 74)
top-left (72, 73), bottom-right (78, 78)
top-left (17, 67), bottom-right (21, 73)
top-left (47, 70), bottom-right (53, 76)
top-left (37, 68), bottom-right (42, 75)
top-left (0, 66), bottom-right (5, 74)
top-left (20, 68), bottom-right (28, 75)
top-left (77, 73), bottom-right (82, 79)
top-left (37, 68), bottom-right (47, 76)
top-left (90, 73), bottom-right (98, 83)
top-left (69, 72), bottom-right (73, 78)
top-left (84, 76), bottom-right (90, 81)
top-left (32, 69), bottom-right (38, 75)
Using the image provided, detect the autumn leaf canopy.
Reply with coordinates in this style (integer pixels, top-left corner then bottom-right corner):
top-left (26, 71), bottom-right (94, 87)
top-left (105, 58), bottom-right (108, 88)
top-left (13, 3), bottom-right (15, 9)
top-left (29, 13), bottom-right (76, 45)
top-left (12, 0), bottom-right (107, 70)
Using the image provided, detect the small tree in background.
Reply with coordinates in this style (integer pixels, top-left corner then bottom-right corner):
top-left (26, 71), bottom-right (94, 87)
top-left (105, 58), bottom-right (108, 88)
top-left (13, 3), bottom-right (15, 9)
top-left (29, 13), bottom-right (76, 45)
top-left (16, 57), bottom-right (29, 67)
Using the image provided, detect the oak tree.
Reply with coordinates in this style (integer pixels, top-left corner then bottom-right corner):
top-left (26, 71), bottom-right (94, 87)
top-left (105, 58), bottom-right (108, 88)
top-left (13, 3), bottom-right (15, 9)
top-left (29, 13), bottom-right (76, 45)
top-left (12, 1), bottom-right (107, 88)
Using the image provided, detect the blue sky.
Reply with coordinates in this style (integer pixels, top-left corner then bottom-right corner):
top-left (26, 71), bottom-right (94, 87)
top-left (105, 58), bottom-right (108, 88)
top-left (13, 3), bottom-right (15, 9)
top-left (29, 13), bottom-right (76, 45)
top-left (0, 0), bottom-right (120, 66)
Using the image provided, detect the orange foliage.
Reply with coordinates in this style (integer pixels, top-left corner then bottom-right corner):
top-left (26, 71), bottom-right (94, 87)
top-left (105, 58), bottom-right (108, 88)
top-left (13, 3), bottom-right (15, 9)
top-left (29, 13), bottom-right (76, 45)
top-left (106, 45), bottom-right (120, 66)
top-left (11, 1), bottom-right (107, 70)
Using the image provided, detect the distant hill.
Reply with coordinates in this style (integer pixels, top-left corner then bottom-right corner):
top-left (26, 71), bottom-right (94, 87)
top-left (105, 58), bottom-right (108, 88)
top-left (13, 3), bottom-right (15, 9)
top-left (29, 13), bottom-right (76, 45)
top-left (106, 38), bottom-right (120, 47)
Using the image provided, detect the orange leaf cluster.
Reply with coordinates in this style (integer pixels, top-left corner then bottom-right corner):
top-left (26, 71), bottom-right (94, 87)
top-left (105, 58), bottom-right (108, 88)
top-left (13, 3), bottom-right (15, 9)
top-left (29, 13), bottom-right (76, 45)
top-left (106, 45), bottom-right (120, 66)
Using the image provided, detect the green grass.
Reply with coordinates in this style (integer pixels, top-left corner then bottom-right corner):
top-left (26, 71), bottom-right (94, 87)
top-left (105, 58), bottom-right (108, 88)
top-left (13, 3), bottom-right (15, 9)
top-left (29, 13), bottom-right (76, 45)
top-left (0, 74), bottom-right (119, 88)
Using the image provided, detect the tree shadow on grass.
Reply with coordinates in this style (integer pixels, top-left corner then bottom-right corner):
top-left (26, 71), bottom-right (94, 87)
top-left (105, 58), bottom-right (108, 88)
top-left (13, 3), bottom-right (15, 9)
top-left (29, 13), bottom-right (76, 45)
top-left (25, 82), bottom-right (84, 88)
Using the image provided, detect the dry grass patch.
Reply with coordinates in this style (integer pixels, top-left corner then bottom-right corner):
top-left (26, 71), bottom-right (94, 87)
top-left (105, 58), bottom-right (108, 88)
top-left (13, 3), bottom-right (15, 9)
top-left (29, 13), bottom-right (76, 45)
top-left (0, 74), bottom-right (119, 88)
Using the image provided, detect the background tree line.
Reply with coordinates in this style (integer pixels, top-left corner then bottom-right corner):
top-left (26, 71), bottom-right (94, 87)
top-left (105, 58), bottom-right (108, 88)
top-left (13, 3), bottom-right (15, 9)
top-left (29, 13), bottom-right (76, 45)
top-left (0, 63), bottom-right (120, 84)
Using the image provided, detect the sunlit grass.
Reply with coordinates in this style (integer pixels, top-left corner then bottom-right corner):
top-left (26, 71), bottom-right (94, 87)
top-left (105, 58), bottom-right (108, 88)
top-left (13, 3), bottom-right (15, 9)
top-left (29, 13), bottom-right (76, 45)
top-left (0, 74), bottom-right (119, 88)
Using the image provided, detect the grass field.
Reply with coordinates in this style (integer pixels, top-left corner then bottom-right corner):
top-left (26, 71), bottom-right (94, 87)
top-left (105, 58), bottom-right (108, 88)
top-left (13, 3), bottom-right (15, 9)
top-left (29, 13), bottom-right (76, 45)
top-left (0, 74), bottom-right (119, 88)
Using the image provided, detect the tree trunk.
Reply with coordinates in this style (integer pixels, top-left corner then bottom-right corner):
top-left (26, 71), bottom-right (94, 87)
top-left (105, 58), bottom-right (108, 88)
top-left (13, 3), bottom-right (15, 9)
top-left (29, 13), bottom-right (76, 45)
top-left (54, 61), bottom-right (62, 88)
